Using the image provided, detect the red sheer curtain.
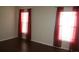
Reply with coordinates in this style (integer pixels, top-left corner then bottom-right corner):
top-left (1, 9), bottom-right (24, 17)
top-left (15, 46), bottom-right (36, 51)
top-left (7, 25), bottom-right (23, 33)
top-left (18, 8), bottom-right (31, 41)
top-left (69, 7), bottom-right (79, 51)
top-left (18, 9), bottom-right (24, 38)
top-left (53, 7), bottom-right (64, 47)
top-left (54, 7), bottom-right (79, 51)
top-left (27, 8), bottom-right (31, 40)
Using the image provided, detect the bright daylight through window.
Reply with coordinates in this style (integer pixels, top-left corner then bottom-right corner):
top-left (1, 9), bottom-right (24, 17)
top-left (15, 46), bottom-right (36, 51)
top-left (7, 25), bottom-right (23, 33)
top-left (21, 12), bottom-right (29, 34)
top-left (58, 12), bottom-right (77, 42)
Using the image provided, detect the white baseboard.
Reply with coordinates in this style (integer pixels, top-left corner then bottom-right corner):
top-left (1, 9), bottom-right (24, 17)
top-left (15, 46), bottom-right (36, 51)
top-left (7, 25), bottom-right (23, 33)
top-left (0, 36), bottom-right (17, 41)
top-left (31, 40), bottom-right (53, 47)
top-left (53, 46), bottom-right (69, 51)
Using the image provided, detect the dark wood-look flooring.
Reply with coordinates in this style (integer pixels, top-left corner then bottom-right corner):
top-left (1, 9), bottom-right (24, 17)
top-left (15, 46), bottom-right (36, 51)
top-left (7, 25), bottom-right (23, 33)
top-left (0, 38), bottom-right (70, 52)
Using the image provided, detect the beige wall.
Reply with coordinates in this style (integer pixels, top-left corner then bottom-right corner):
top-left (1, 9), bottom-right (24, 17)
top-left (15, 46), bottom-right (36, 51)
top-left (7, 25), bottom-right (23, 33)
top-left (0, 7), bottom-right (17, 41)
top-left (31, 7), bottom-right (56, 46)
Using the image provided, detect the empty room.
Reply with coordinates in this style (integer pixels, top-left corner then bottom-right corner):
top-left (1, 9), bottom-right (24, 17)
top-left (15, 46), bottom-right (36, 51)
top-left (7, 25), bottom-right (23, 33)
top-left (0, 6), bottom-right (79, 52)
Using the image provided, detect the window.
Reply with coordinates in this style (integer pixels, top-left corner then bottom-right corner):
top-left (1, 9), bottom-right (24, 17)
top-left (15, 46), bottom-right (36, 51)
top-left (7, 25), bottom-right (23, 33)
top-left (58, 11), bottom-right (77, 42)
top-left (21, 12), bottom-right (29, 34)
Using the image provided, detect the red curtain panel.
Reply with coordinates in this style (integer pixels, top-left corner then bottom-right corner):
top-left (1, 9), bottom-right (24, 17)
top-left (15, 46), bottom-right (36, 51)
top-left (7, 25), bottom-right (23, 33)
top-left (54, 7), bottom-right (79, 51)
top-left (18, 8), bottom-right (31, 41)
top-left (69, 7), bottom-right (79, 51)
top-left (18, 9), bottom-right (24, 38)
top-left (27, 8), bottom-right (31, 40)
top-left (53, 7), bottom-right (64, 47)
